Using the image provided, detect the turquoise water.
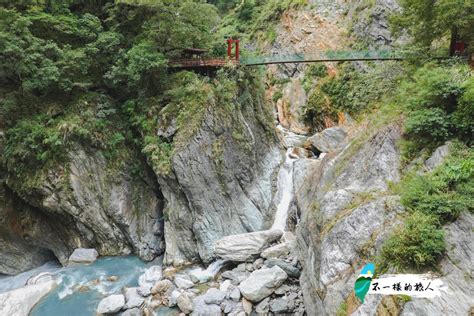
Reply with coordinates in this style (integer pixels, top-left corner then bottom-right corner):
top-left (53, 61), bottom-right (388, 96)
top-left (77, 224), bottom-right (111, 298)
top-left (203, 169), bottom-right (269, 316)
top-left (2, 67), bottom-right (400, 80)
top-left (31, 256), bottom-right (149, 316)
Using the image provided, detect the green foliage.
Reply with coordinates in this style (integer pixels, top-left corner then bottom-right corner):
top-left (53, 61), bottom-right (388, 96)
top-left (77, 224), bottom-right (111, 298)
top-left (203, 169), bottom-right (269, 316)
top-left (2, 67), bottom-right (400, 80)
top-left (391, 0), bottom-right (474, 54)
top-left (302, 62), bottom-right (402, 130)
top-left (399, 146), bottom-right (474, 222)
top-left (383, 145), bottom-right (473, 271)
top-left (381, 212), bottom-right (445, 270)
top-left (404, 108), bottom-right (452, 145)
top-left (218, 0), bottom-right (307, 45)
top-left (397, 63), bottom-right (472, 158)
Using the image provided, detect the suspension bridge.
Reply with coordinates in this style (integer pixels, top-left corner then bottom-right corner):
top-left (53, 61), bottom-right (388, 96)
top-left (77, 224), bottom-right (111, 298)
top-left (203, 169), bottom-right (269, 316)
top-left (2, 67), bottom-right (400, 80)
top-left (169, 39), bottom-right (465, 70)
top-left (170, 49), bottom-right (406, 69)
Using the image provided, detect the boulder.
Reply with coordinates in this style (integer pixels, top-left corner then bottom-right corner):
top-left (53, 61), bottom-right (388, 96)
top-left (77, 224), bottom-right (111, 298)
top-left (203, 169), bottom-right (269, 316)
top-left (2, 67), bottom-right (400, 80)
top-left (121, 308), bottom-right (141, 316)
top-left (271, 298), bottom-right (291, 313)
top-left (274, 284), bottom-right (291, 295)
top-left (97, 294), bottom-right (125, 314)
top-left (242, 298), bottom-right (253, 314)
top-left (191, 296), bottom-right (221, 316)
top-left (151, 279), bottom-right (174, 295)
top-left (261, 243), bottom-right (289, 259)
top-left (68, 248), bottom-right (98, 264)
top-left (253, 258), bottom-right (264, 270)
top-left (229, 288), bottom-right (241, 302)
top-left (0, 281), bottom-right (56, 316)
top-left (203, 288), bottom-right (226, 305)
top-left (168, 290), bottom-right (181, 307)
top-left (138, 265), bottom-right (162, 288)
top-left (123, 288), bottom-right (144, 309)
top-left (238, 266), bottom-right (288, 302)
top-left (174, 276), bottom-right (194, 289)
top-left (255, 297), bottom-right (270, 314)
top-left (220, 270), bottom-right (249, 284)
top-left (308, 127), bottom-right (346, 153)
top-left (214, 230), bottom-right (283, 262)
top-left (265, 258), bottom-right (301, 278)
top-left (177, 292), bottom-right (193, 314)
top-left (219, 280), bottom-right (233, 293)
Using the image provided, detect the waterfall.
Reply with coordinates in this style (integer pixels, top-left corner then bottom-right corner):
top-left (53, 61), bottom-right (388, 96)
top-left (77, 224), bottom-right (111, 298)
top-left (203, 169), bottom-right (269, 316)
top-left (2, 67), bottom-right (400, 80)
top-left (271, 148), bottom-right (297, 231)
top-left (187, 259), bottom-right (227, 283)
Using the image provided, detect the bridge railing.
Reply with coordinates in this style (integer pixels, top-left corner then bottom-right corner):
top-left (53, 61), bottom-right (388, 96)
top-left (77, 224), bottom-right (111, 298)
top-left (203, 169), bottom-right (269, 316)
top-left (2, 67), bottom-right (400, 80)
top-left (240, 50), bottom-right (403, 65)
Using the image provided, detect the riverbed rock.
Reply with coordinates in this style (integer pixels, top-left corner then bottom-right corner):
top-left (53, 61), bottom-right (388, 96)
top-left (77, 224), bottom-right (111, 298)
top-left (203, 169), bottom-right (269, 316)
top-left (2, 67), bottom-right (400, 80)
top-left (308, 127), bottom-right (346, 153)
top-left (174, 276), bottom-right (194, 289)
top-left (261, 243), bottom-right (289, 259)
top-left (214, 229), bottom-right (283, 262)
top-left (241, 297), bottom-right (253, 314)
top-left (255, 297), bottom-right (270, 314)
top-left (121, 308), bottom-right (141, 316)
top-left (203, 288), bottom-right (226, 305)
top-left (68, 248), bottom-right (98, 264)
top-left (229, 287), bottom-right (241, 302)
top-left (177, 292), bottom-right (193, 314)
top-left (270, 298), bottom-right (291, 313)
top-left (124, 287), bottom-right (144, 309)
top-left (151, 279), bottom-right (174, 295)
top-left (97, 294), bottom-right (125, 314)
top-left (0, 281), bottom-right (56, 316)
top-left (265, 258), bottom-right (301, 278)
top-left (220, 270), bottom-right (249, 285)
top-left (138, 266), bottom-right (162, 288)
top-left (191, 295), bottom-right (221, 316)
top-left (238, 266), bottom-right (288, 302)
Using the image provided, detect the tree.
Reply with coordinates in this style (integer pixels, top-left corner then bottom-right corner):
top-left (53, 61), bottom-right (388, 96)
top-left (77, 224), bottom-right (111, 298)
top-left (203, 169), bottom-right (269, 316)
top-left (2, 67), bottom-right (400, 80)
top-left (391, 0), bottom-right (474, 54)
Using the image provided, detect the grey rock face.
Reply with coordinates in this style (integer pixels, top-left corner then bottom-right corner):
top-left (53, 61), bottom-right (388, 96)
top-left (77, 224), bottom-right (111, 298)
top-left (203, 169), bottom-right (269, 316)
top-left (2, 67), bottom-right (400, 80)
top-left (296, 124), bottom-right (403, 315)
top-left (0, 185), bottom-right (69, 274)
top-left (214, 230), bottom-right (283, 262)
top-left (264, 258), bottom-right (300, 278)
top-left (96, 294), bottom-right (125, 314)
top-left (424, 142), bottom-right (451, 171)
top-left (158, 98), bottom-right (280, 265)
top-left (238, 266), bottom-right (288, 302)
top-left (3, 146), bottom-right (165, 265)
top-left (308, 127), bottom-right (346, 153)
top-left (400, 212), bottom-right (474, 316)
top-left (68, 248), bottom-right (98, 264)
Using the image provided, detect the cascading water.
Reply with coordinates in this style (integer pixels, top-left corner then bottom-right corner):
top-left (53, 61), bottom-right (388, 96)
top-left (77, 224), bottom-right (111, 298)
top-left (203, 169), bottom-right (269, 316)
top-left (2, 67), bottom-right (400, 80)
top-left (271, 148), bottom-right (297, 231)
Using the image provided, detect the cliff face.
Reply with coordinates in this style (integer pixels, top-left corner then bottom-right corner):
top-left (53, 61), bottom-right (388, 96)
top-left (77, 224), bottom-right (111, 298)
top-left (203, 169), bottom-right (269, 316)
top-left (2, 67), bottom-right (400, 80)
top-left (0, 144), bottom-right (164, 274)
top-left (156, 80), bottom-right (281, 265)
top-left (295, 123), bottom-right (404, 315)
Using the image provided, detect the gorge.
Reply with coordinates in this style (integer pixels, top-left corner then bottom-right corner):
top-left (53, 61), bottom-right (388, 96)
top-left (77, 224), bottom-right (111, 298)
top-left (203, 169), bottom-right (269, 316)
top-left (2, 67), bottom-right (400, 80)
top-left (0, 0), bottom-right (473, 316)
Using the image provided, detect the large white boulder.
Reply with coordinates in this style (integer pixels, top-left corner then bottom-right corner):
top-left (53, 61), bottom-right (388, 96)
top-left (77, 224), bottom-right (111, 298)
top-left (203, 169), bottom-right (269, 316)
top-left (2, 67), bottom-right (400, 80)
top-left (0, 281), bottom-right (56, 316)
top-left (96, 294), bottom-right (125, 314)
top-left (138, 265), bottom-right (162, 288)
top-left (238, 266), bottom-right (288, 302)
top-left (214, 230), bottom-right (282, 262)
top-left (68, 248), bottom-right (98, 264)
top-left (308, 127), bottom-right (346, 153)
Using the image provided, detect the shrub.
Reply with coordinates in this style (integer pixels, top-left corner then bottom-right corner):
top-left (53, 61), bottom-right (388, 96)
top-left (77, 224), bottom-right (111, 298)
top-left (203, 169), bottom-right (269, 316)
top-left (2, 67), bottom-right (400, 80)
top-left (404, 108), bottom-right (452, 145)
top-left (381, 212), bottom-right (445, 270)
top-left (400, 147), bottom-right (474, 221)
